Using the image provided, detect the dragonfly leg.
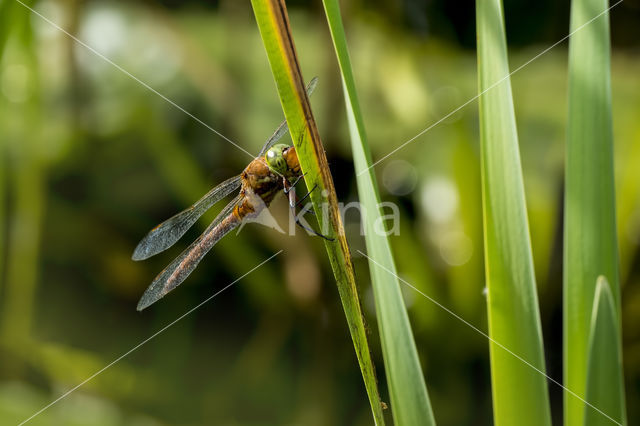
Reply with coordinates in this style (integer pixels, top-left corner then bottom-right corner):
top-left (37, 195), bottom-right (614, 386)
top-left (284, 172), bottom-right (307, 194)
top-left (283, 181), bottom-right (333, 241)
top-left (283, 174), bottom-right (315, 214)
top-left (294, 215), bottom-right (334, 241)
top-left (295, 183), bottom-right (316, 208)
top-left (287, 182), bottom-right (317, 216)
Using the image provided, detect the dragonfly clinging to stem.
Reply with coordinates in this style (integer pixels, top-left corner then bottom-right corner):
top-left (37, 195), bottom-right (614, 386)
top-left (132, 77), bottom-right (330, 311)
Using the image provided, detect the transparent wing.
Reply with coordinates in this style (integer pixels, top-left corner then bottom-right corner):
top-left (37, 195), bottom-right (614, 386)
top-left (132, 175), bottom-right (241, 261)
top-left (258, 76), bottom-right (319, 157)
top-left (137, 194), bottom-right (242, 311)
top-left (257, 119), bottom-right (289, 158)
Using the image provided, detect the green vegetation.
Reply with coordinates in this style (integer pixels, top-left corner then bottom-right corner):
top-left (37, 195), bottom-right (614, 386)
top-left (321, 0), bottom-right (435, 424)
top-left (564, 0), bottom-right (625, 424)
top-left (476, 0), bottom-right (551, 424)
top-left (0, 1), bottom-right (637, 425)
top-left (584, 277), bottom-right (626, 425)
top-left (251, 1), bottom-right (385, 423)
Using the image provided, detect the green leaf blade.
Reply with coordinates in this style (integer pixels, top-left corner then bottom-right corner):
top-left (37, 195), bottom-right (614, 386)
top-left (250, 1), bottom-right (385, 424)
top-left (583, 277), bottom-right (627, 426)
top-left (564, 1), bottom-right (624, 425)
top-left (476, 1), bottom-right (552, 425)
top-left (323, 1), bottom-right (435, 425)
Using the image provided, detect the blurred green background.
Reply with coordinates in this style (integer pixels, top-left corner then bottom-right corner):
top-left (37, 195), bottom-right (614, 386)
top-left (0, 1), bottom-right (639, 425)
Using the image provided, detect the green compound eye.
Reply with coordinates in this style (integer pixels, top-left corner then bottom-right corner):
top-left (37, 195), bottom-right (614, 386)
top-left (265, 144), bottom-right (289, 174)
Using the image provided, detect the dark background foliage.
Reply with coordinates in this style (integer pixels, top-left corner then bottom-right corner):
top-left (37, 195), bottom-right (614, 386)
top-left (0, 0), bottom-right (638, 424)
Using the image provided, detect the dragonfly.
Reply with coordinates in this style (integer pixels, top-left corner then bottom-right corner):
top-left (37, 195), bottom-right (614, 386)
top-left (132, 78), bottom-right (329, 311)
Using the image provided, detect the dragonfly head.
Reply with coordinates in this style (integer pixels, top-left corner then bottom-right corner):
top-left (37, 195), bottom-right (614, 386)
top-left (265, 143), bottom-right (290, 174)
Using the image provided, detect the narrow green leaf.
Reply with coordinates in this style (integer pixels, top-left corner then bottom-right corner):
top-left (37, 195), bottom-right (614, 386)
top-left (583, 277), bottom-right (627, 426)
top-left (476, 1), bottom-right (551, 425)
top-left (250, 1), bottom-right (385, 424)
top-left (564, 1), bottom-right (622, 425)
top-left (322, 1), bottom-right (435, 425)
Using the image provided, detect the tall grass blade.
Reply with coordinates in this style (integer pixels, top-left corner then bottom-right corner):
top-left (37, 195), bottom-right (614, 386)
top-left (250, 1), bottom-right (385, 423)
top-left (321, 1), bottom-right (436, 424)
top-left (583, 277), bottom-right (627, 425)
top-left (476, 1), bottom-right (551, 424)
top-left (564, 1), bottom-right (623, 424)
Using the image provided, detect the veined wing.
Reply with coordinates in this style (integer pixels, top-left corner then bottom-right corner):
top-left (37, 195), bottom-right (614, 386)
top-left (258, 77), bottom-right (319, 157)
top-left (132, 175), bottom-right (241, 261)
top-left (137, 194), bottom-right (242, 311)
